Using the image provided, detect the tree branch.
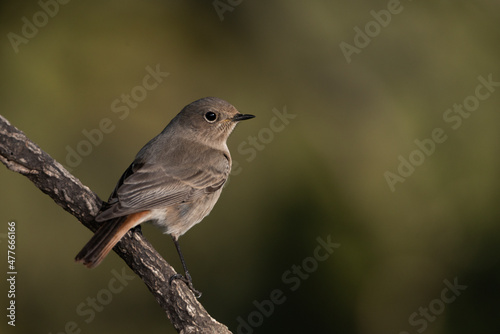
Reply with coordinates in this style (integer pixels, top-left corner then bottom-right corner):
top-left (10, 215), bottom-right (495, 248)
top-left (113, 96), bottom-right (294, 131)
top-left (0, 114), bottom-right (231, 334)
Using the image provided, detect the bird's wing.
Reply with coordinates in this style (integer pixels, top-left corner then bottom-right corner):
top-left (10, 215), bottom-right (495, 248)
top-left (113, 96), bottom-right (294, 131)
top-left (96, 150), bottom-right (230, 221)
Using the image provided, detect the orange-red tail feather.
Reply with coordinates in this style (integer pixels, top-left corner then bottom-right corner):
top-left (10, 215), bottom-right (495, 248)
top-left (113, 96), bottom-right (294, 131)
top-left (75, 211), bottom-right (148, 268)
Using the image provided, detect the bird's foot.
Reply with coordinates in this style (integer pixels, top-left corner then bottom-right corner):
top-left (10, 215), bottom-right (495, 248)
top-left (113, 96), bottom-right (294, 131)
top-left (169, 271), bottom-right (202, 298)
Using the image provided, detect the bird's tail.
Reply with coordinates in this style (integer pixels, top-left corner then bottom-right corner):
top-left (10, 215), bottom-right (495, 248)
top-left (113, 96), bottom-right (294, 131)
top-left (75, 212), bottom-right (147, 268)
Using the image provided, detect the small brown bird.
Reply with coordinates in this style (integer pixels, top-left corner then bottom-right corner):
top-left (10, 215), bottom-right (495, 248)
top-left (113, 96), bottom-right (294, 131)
top-left (75, 97), bottom-right (254, 296)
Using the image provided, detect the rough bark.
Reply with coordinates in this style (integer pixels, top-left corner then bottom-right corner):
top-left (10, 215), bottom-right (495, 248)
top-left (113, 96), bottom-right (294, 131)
top-left (0, 114), bottom-right (231, 334)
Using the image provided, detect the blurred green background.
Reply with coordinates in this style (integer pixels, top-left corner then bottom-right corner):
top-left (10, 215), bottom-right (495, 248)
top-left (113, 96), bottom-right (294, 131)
top-left (1, 1), bottom-right (500, 333)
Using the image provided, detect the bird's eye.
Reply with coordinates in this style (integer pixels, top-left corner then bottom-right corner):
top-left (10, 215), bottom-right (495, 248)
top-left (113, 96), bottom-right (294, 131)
top-left (204, 111), bottom-right (218, 123)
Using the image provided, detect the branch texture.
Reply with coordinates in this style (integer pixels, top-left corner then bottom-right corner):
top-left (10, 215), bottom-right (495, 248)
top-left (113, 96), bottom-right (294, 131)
top-left (0, 114), bottom-right (231, 334)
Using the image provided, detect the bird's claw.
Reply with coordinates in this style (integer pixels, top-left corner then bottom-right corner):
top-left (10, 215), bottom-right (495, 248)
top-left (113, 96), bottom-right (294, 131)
top-left (169, 272), bottom-right (202, 298)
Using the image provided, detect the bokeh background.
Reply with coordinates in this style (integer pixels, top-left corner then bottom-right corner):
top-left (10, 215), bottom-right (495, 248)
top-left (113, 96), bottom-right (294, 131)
top-left (1, 1), bottom-right (499, 333)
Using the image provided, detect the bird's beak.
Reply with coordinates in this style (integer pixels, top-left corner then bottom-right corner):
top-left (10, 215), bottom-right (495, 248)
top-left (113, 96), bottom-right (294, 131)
top-left (232, 113), bottom-right (255, 122)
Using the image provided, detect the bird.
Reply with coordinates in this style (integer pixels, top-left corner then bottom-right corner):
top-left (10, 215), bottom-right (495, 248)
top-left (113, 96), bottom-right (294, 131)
top-left (75, 97), bottom-right (255, 297)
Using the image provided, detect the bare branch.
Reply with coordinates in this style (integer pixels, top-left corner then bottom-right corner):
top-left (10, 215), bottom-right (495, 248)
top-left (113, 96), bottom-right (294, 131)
top-left (0, 114), bottom-right (231, 334)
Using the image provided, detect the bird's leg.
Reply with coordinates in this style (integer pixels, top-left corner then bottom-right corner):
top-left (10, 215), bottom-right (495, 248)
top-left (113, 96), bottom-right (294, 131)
top-left (169, 236), bottom-right (202, 298)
